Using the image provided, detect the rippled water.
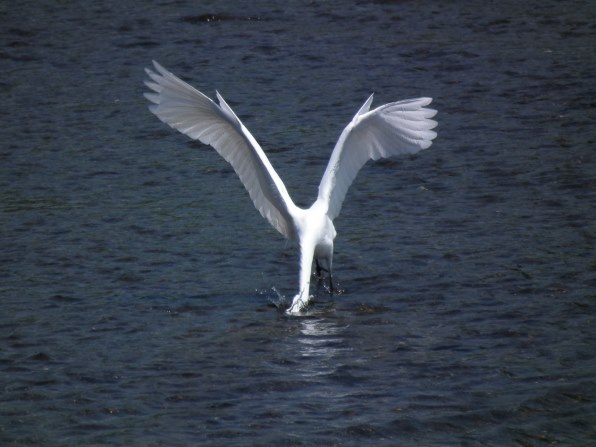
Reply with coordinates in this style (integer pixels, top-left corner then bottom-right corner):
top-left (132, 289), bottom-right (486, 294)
top-left (1, 0), bottom-right (595, 445)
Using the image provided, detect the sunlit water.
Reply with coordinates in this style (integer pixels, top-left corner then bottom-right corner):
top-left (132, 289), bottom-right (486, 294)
top-left (1, 1), bottom-right (594, 445)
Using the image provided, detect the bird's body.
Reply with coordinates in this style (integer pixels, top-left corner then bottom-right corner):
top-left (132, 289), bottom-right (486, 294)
top-left (144, 61), bottom-right (437, 314)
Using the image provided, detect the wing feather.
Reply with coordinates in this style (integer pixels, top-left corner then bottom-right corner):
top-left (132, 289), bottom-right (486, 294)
top-left (317, 94), bottom-right (437, 220)
top-left (144, 61), bottom-right (296, 238)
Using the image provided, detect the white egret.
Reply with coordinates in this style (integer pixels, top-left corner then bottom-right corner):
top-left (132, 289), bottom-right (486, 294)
top-left (144, 61), bottom-right (437, 314)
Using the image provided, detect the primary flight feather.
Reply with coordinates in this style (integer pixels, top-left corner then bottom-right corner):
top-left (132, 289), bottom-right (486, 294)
top-left (144, 61), bottom-right (437, 314)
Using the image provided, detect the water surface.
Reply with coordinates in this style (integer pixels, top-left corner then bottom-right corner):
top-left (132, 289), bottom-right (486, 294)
top-left (1, 0), bottom-right (594, 445)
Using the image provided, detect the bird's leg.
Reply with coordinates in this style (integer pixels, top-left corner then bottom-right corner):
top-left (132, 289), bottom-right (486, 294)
top-left (315, 259), bottom-right (324, 278)
top-left (324, 255), bottom-right (334, 295)
top-left (315, 259), bottom-right (334, 295)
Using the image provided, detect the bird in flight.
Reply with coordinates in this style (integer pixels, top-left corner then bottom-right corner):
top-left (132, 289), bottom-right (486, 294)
top-left (144, 61), bottom-right (437, 314)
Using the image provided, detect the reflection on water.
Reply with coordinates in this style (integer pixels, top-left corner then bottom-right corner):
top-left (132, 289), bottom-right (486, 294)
top-left (297, 318), bottom-right (349, 377)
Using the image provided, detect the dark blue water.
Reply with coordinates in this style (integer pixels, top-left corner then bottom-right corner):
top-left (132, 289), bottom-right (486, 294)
top-left (1, 1), bottom-right (595, 445)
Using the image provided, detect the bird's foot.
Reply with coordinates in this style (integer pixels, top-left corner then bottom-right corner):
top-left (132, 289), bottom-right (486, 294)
top-left (286, 294), bottom-right (310, 315)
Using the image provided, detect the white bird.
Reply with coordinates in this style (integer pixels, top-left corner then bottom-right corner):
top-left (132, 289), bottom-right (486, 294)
top-left (144, 61), bottom-right (437, 314)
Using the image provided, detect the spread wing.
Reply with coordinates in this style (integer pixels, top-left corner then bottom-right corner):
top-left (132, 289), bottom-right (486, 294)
top-left (144, 61), bottom-right (297, 238)
top-left (317, 95), bottom-right (438, 220)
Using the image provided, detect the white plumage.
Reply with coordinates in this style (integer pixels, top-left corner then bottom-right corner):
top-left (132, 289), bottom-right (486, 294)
top-left (144, 61), bottom-right (437, 314)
